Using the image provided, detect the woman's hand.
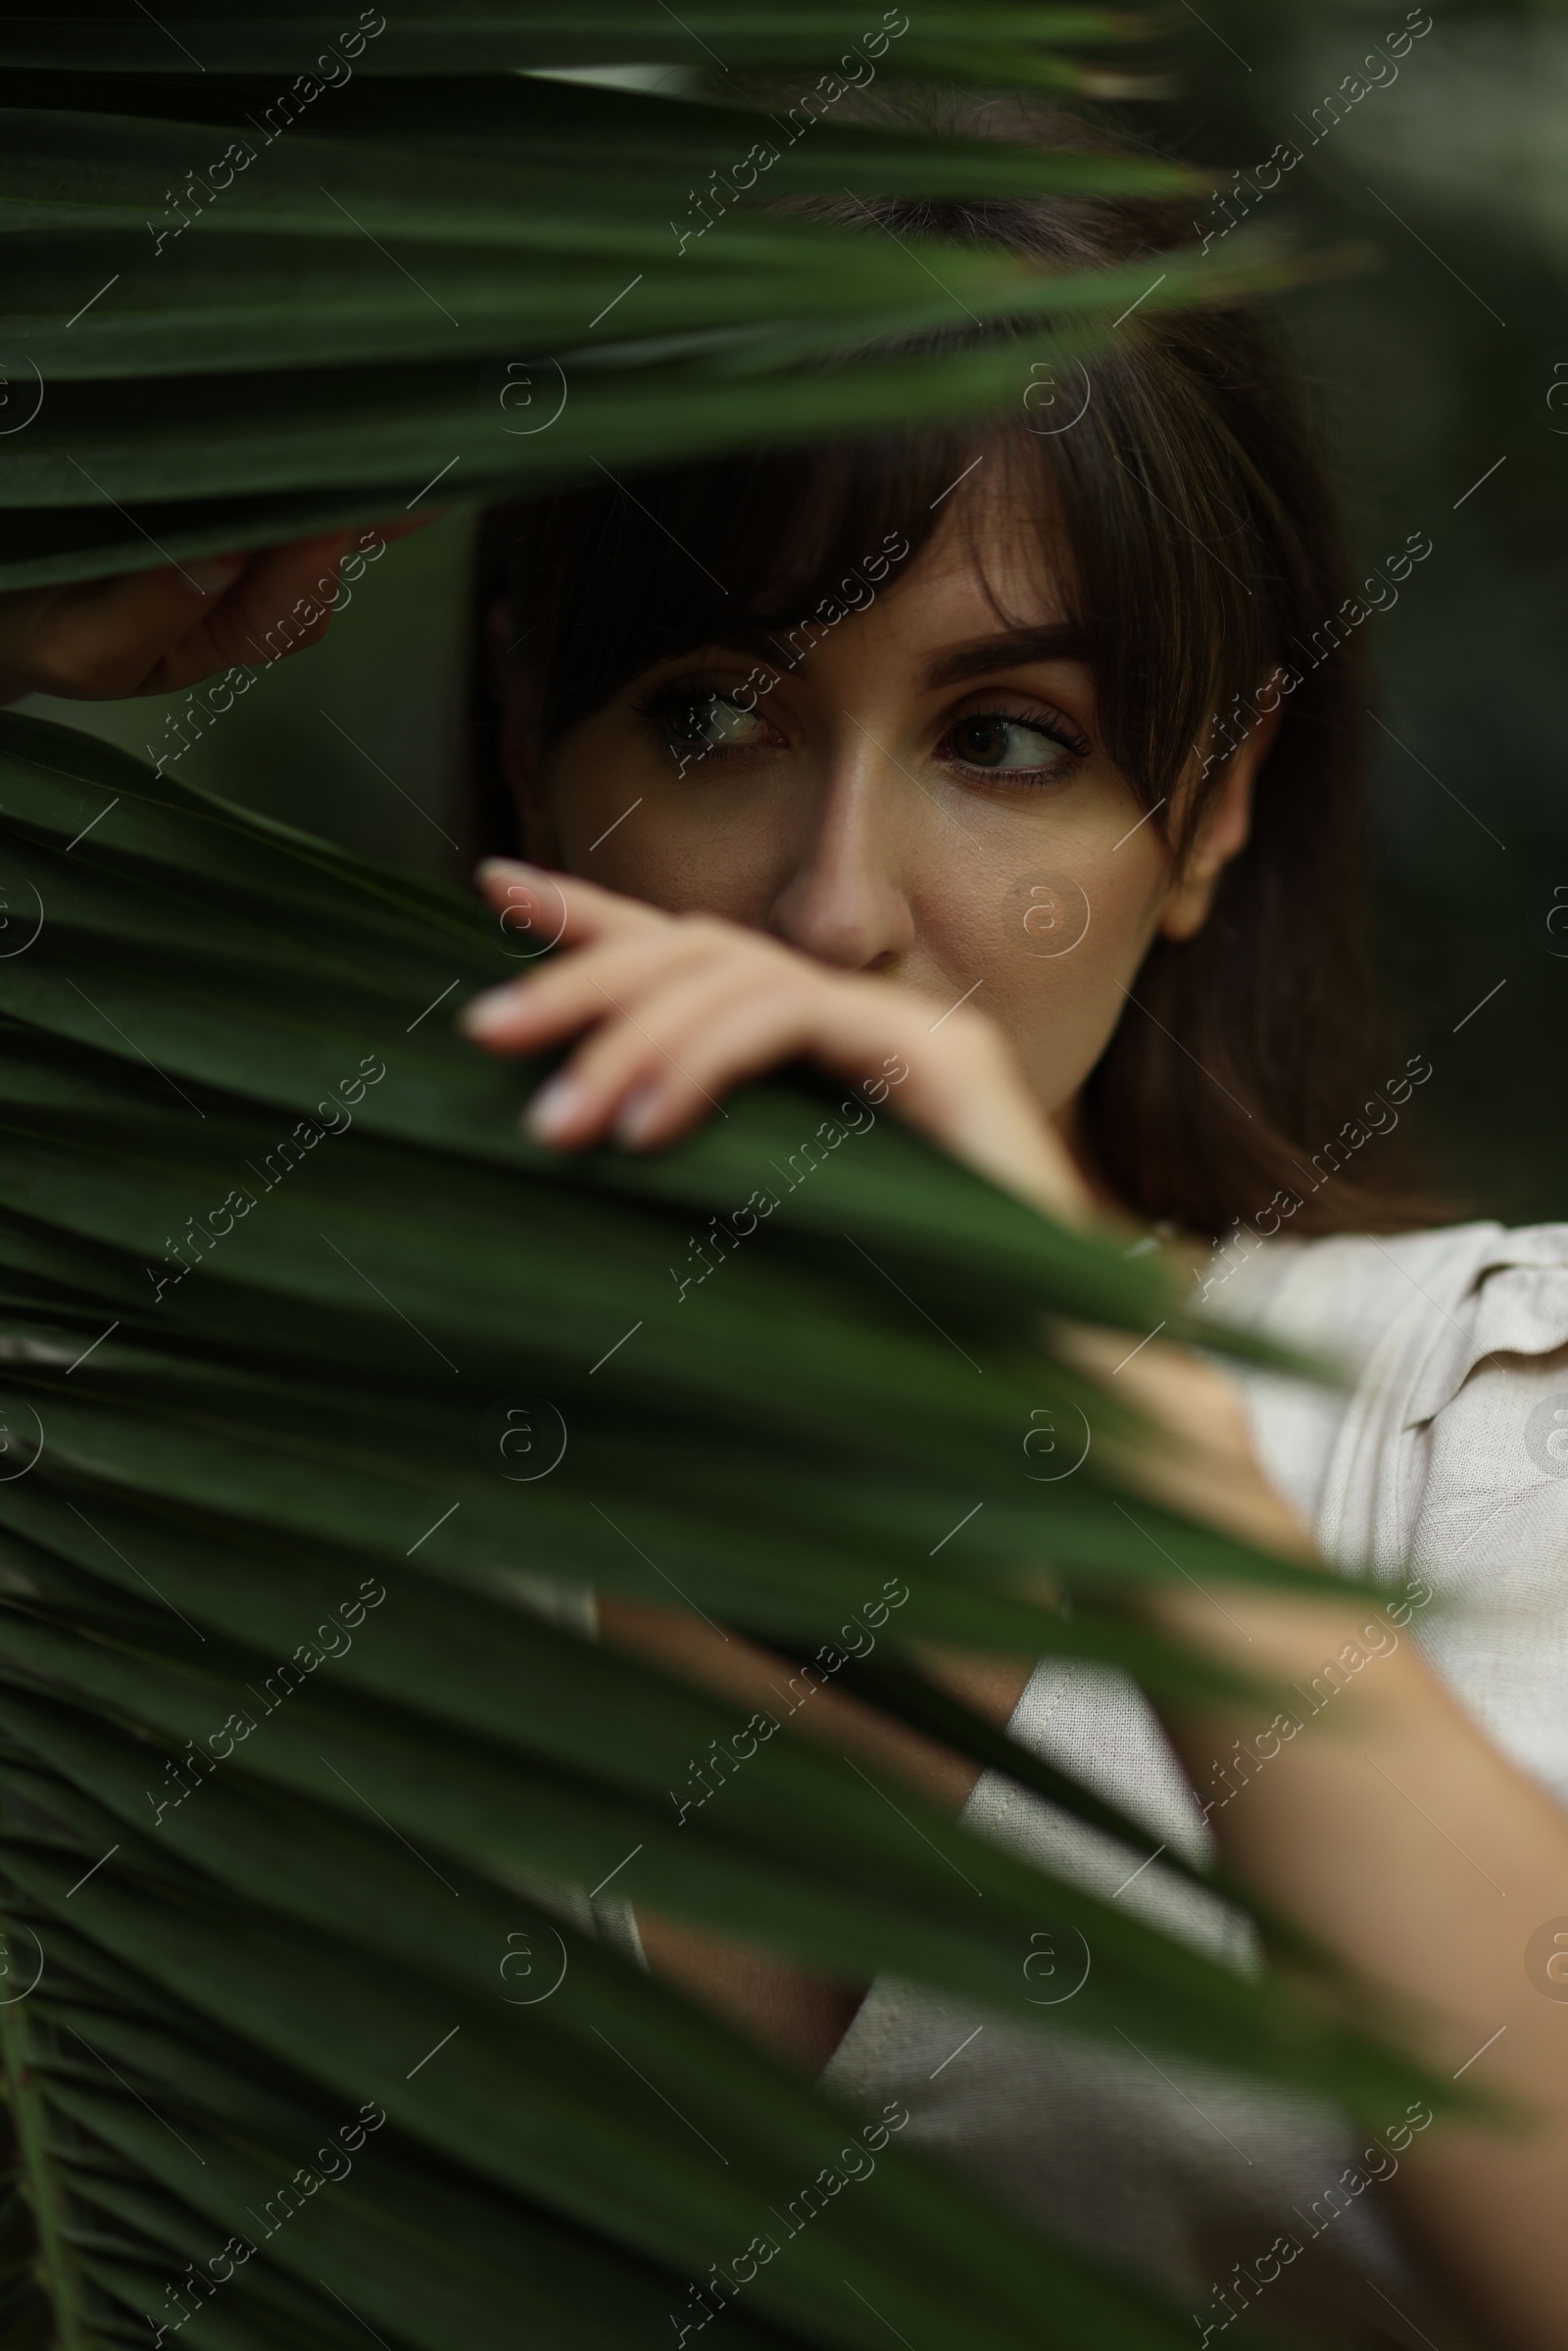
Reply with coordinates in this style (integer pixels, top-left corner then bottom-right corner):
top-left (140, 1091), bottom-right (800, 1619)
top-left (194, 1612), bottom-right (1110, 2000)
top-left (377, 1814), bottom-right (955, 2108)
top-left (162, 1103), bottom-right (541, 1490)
top-left (463, 857), bottom-right (1091, 1225)
top-left (0, 515), bottom-right (436, 708)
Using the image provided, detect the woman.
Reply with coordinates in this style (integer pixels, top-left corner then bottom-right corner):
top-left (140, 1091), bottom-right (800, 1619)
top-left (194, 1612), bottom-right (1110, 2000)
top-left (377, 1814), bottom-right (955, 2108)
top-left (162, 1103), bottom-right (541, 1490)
top-left (4, 156), bottom-right (1566, 2351)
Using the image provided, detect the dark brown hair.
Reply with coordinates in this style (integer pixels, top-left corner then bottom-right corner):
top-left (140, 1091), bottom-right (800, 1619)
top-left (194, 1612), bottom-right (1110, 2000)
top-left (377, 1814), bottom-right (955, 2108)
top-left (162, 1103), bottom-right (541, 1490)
top-left (467, 125), bottom-right (1430, 1243)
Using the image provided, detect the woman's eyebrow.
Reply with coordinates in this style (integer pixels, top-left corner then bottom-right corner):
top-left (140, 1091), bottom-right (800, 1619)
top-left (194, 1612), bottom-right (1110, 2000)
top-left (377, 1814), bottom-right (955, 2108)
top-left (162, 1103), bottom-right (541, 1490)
top-left (924, 626), bottom-right (1089, 688)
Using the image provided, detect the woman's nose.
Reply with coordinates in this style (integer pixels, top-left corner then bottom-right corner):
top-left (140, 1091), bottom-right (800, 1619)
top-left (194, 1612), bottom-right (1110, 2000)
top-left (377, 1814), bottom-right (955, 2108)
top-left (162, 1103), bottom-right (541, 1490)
top-left (763, 760), bottom-right (917, 972)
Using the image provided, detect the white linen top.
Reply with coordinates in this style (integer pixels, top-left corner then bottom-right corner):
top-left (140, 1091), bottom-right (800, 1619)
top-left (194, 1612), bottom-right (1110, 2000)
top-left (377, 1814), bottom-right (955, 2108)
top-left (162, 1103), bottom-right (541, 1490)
top-left (813, 1220), bottom-right (1568, 2350)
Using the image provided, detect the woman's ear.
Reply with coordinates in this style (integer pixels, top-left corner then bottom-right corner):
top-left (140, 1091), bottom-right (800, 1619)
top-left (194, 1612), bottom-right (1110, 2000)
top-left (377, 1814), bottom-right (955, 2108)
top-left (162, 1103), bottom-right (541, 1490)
top-left (485, 598), bottom-right (563, 866)
top-left (1158, 707), bottom-right (1280, 944)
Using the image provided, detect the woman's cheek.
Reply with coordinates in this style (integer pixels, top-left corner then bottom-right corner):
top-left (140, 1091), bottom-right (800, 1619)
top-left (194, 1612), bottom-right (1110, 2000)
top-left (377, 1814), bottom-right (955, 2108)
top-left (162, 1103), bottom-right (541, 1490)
top-left (544, 721), bottom-right (774, 914)
top-left (966, 828), bottom-right (1171, 1113)
top-left (537, 716), bottom-right (658, 875)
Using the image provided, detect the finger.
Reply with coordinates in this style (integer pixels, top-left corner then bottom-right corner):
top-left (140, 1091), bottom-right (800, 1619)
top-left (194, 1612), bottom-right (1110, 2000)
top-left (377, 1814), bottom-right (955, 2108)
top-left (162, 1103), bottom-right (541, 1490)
top-left (459, 926), bottom-right (722, 1054)
top-left (0, 515), bottom-right (431, 709)
top-left (171, 514), bottom-right (433, 682)
top-left (608, 981), bottom-right (900, 1151)
top-left (0, 556), bottom-right (250, 701)
top-left (147, 533), bottom-right (354, 690)
top-left (545, 965), bottom-right (1041, 1194)
top-left (472, 858), bottom-right (672, 962)
top-left (612, 988), bottom-right (836, 1151)
top-left (525, 965), bottom-right (825, 1150)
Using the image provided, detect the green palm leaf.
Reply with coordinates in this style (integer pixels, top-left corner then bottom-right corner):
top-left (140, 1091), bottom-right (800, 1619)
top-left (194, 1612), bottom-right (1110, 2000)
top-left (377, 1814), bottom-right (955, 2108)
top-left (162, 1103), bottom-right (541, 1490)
top-left (0, 7), bottom-right (1136, 83)
top-left (0, 5), bottom-right (1243, 587)
top-left (0, 13), bottom-right (1460, 2348)
top-left (0, 710), bottom-right (1465, 2351)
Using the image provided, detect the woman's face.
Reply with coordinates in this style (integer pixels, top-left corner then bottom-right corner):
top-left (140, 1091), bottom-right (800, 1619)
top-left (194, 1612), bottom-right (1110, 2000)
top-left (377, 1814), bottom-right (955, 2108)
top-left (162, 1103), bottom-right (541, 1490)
top-left (507, 487), bottom-right (1256, 1155)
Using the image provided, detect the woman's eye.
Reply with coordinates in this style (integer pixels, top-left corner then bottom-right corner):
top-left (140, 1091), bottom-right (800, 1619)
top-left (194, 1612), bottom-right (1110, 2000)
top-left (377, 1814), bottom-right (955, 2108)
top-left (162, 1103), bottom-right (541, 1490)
top-left (944, 712), bottom-right (1084, 778)
top-left (656, 692), bottom-right (770, 755)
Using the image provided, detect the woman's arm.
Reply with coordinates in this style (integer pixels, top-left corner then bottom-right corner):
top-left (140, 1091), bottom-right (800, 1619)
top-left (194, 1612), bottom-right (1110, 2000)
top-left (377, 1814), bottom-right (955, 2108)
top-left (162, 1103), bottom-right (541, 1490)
top-left (1099, 1341), bottom-right (1568, 2351)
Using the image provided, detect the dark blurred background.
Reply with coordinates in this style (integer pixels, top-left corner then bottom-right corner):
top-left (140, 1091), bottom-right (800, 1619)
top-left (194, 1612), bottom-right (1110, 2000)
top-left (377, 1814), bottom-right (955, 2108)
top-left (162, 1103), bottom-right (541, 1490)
top-left (1140, 0), bottom-right (1568, 1226)
top-left (20, 0), bottom-right (1566, 1222)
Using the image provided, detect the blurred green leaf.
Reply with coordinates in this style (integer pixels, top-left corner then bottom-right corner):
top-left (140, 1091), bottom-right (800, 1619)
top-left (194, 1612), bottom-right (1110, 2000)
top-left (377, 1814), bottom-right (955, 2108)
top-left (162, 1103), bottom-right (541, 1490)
top-left (0, 708), bottom-right (1462, 2351)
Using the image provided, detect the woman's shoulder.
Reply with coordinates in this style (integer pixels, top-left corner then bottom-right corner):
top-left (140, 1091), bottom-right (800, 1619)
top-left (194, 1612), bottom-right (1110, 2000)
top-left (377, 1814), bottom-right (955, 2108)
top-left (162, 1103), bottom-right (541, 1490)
top-left (1200, 1215), bottom-right (1568, 1381)
top-left (1204, 1220), bottom-right (1568, 1802)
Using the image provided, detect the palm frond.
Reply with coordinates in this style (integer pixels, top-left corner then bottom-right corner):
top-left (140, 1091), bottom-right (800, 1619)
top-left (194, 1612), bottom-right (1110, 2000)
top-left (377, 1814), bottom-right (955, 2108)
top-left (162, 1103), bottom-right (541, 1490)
top-left (0, 6), bottom-right (1229, 586)
top-left (0, 710), bottom-right (1464, 2351)
top-left (0, 14), bottom-right (1449, 2348)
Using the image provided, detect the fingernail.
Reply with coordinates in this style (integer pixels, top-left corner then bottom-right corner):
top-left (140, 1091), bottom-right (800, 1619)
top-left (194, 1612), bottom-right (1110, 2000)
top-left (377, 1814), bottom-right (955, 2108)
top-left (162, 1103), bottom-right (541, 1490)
top-left (526, 1071), bottom-right (587, 1142)
top-left (614, 1084), bottom-right (662, 1147)
top-left (188, 556), bottom-right (247, 596)
top-left (458, 985), bottom-right (518, 1038)
top-left (477, 857), bottom-right (542, 886)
